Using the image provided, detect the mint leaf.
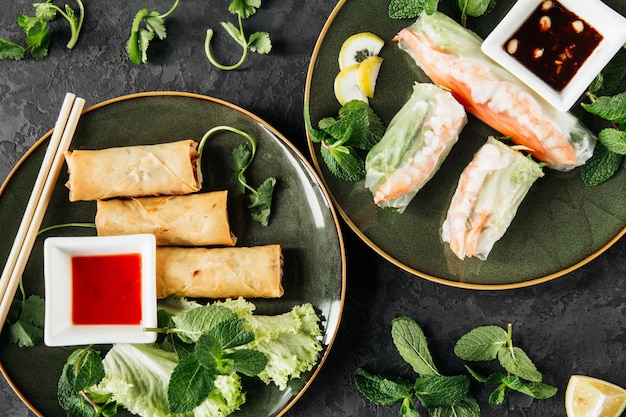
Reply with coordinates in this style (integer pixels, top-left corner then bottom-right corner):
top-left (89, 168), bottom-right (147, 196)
top-left (497, 346), bottom-right (542, 382)
top-left (429, 396), bottom-right (481, 417)
top-left (209, 317), bottom-right (255, 349)
top-left (320, 143), bottom-right (366, 182)
top-left (454, 325), bottom-right (508, 361)
top-left (488, 383), bottom-right (507, 405)
top-left (391, 316), bottom-right (438, 376)
top-left (401, 397), bottom-right (422, 417)
top-left (168, 354), bottom-right (215, 414)
top-left (581, 92), bottom-right (626, 124)
top-left (596, 49), bottom-right (626, 95)
top-left (225, 349), bottom-right (267, 376)
top-left (389, 0), bottom-right (439, 19)
top-left (598, 128), bottom-right (626, 155)
top-left (353, 368), bottom-right (414, 406)
top-left (581, 143), bottom-right (623, 186)
top-left (173, 304), bottom-right (237, 343)
top-left (337, 100), bottom-right (386, 150)
top-left (413, 375), bottom-right (470, 408)
top-left (194, 333), bottom-right (223, 369)
top-left (457, 0), bottom-right (496, 17)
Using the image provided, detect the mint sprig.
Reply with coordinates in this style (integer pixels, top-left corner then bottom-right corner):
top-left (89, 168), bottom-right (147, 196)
top-left (305, 99), bottom-right (385, 182)
top-left (355, 316), bottom-right (477, 417)
top-left (454, 323), bottom-right (557, 404)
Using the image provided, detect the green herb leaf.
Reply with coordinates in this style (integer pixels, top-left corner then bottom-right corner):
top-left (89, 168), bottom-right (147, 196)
top-left (320, 142), bottom-right (366, 182)
top-left (488, 383), bottom-right (507, 405)
top-left (413, 375), bottom-right (470, 408)
top-left (209, 316), bottom-right (255, 349)
top-left (594, 49), bottom-right (626, 96)
top-left (457, 0), bottom-right (496, 17)
top-left (230, 144), bottom-right (251, 196)
top-left (353, 368), bottom-right (414, 406)
top-left (225, 349), bottom-right (268, 376)
top-left (336, 100), bottom-right (386, 150)
top-left (248, 31), bottom-right (272, 54)
top-left (581, 92), bottom-right (626, 124)
top-left (401, 396), bottom-right (422, 417)
top-left (391, 316), bottom-right (438, 376)
top-left (126, 9), bottom-right (164, 64)
top-left (598, 128), bottom-right (626, 155)
top-left (454, 325), bottom-right (508, 361)
top-left (168, 354), bottom-right (215, 414)
top-left (388, 0), bottom-right (439, 19)
top-left (428, 396), bottom-right (481, 417)
top-left (173, 304), bottom-right (237, 343)
top-left (497, 346), bottom-right (542, 382)
top-left (581, 142), bottom-right (623, 186)
top-left (0, 37), bottom-right (26, 60)
top-left (8, 294), bottom-right (44, 347)
top-left (248, 176), bottom-right (276, 227)
top-left (194, 333), bottom-right (223, 369)
top-left (228, 0), bottom-right (261, 19)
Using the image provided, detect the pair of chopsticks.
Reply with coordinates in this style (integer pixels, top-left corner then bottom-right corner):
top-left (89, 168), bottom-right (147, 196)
top-left (0, 93), bottom-right (85, 333)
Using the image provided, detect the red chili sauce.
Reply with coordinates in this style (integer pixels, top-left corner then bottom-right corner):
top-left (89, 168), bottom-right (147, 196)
top-left (72, 253), bottom-right (142, 325)
top-left (503, 0), bottom-right (603, 91)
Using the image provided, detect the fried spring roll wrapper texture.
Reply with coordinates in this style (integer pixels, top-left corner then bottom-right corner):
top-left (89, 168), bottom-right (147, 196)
top-left (95, 191), bottom-right (237, 246)
top-left (64, 140), bottom-right (202, 201)
top-left (156, 245), bottom-right (284, 299)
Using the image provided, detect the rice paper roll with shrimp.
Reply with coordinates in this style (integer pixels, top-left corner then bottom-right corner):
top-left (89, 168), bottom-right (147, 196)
top-left (95, 191), bottom-right (237, 247)
top-left (365, 82), bottom-right (467, 213)
top-left (442, 137), bottom-right (544, 260)
top-left (64, 140), bottom-right (202, 201)
top-left (395, 11), bottom-right (596, 172)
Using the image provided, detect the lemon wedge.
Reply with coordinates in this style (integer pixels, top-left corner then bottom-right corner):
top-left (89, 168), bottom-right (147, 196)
top-left (334, 63), bottom-right (368, 106)
top-left (357, 55), bottom-right (384, 98)
top-left (565, 375), bottom-right (626, 417)
top-left (338, 32), bottom-right (385, 70)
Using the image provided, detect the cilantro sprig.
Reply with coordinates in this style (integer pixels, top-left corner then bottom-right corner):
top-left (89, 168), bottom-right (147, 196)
top-left (126, 0), bottom-right (180, 64)
top-left (454, 324), bottom-right (557, 405)
top-left (305, 100), bottom-right (385, 182)
top-left (198, 125), bottom-right (276, 226)
top-left (0, 0), bottom-right (85, 60)
top-left (204, 0), bottom-right (272, 70)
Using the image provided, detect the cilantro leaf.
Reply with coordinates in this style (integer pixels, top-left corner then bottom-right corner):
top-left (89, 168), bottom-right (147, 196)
top-left (454, 325), bottom-right (508, 361)
top-left (126, 0), bottom-right (178, 64)
top-left (353, 368), bottom-right (414, 406)
top-left (205, 0), bottom-right (271, 70)
top-left (391, 316), bottom-right (439, 376)
top-left (248, 176), bottom-right (276, 227)
top-left (8, 294), bottom-right (44, 347)
top-left (389, 0), bottom-right (439, 19)
top-left (581, 142), bottom-right (623, 186)
top-left (0, 38), bottom-right (26, 60)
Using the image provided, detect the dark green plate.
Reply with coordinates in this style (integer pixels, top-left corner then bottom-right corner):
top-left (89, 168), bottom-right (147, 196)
top-left (0, 92), bottom-right (346, 416)
top-left (305, 0), bottom-right (626, 289)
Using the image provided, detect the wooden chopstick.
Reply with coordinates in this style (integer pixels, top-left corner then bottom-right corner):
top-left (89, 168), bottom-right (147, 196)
top-left (0, 93), bottom-right (85, 332)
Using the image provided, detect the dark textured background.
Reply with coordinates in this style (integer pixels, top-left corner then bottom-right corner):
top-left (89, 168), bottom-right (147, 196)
top-left (1, 1), bottom-right (625, 417)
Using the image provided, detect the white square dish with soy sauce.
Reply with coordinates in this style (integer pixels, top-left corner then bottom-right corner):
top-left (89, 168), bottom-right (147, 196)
top-left (481, 0), bottom-right (626, 111)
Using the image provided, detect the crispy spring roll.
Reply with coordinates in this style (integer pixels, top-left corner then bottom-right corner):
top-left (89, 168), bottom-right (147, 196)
top-left (365, 82), bottom-right (467, 213)
top-left (441, 137), bottom-right (544, 260)
top-left (395, 11), bottom-right (596, 171)
top-left (156, 245), bottom-right (284, 299)
top-left (95, 191), bottom-right (237, 247)
top-left (64, 140), bottom-right (202, 201)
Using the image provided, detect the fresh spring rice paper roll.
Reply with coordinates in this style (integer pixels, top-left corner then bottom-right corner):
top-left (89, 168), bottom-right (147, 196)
top-left (156, 245), bottom-right (284, 299)
top-left (95, 191), bottom-right (237, 247)
top-left (365, 82), bottom-right (467, 213)
top-left (441, 137), bottom-right (544, 261)
top-left (395, 11), bottom-right (596, 172)
top-left (64, 140), bottom-right (202, 201)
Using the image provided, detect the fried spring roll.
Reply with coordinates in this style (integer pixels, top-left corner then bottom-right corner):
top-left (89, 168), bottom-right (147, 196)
top-left (64, 140), bottom-right (202, 201)
top-left (156, 245), bottom-right (284, 299)
top-left (95, 191), bottom-right (237, 247)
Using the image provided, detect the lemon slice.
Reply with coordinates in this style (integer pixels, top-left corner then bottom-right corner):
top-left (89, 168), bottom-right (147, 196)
top-left (334, 63), bottom-right (368, 106)
top-left (565, 375), bottom-right (626, 417)
top-left (338, 32), bottom-right (385, 70)
top-left (357, 55), bottom-right (384, 98)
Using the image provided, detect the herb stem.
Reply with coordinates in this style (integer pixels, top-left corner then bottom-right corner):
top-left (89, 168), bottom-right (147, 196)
top-left (204, 14), bottom-right (249, 70)
top-left (159, 0), bottom-right (180, 19)
top-left (37, 222), bottom-right (96, 235)
top-left (48, 0), bottom-right (85, 49)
